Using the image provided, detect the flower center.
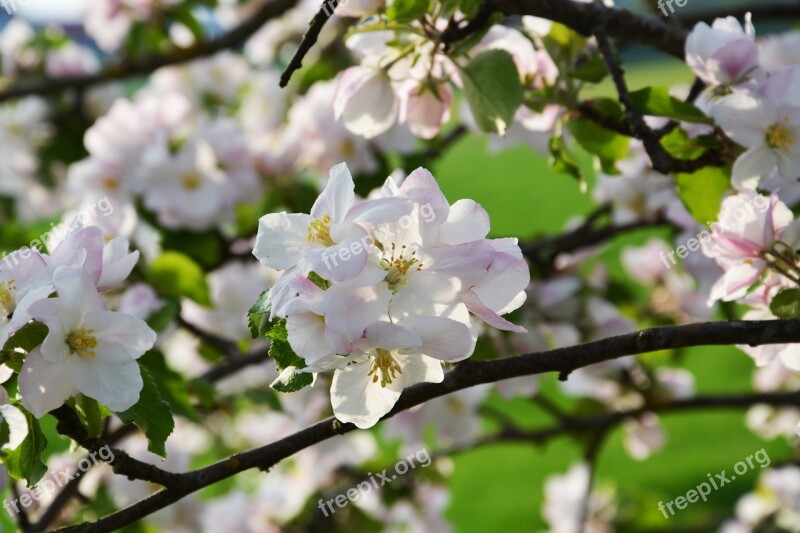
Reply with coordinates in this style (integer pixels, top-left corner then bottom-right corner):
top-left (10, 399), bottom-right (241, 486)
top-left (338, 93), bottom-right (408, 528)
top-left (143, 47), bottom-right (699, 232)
top-left (181, 171), bottom-right (202, 190)
top-left (765, 121), bottom-right (795, 153)
top-left (307, 214), bottom-right (335, 246)
top-left (0, 280), bottom-right (15, 318)
top-left (380, 243), bottom-right (423, 291)
top-left (368, 348), bottom-right (402, 388)
top-left (66, 329), bottom-right (98, 358)
top-left (101, 176), bottom-right (119, 192)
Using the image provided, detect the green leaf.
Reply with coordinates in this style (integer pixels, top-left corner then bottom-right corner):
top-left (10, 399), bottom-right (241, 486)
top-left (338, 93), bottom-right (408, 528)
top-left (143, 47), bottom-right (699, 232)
top-left (147, 251), bottom-right (211, 306)
top-left (248, 290), bottom-right (273, 339)
top-left (571, 55), bottom-right (607, 84)
top-left (4, 412), bottom-right (48, 487)
top-left (770, 289), bottom-right (800, 319)
top-left (676, 166), bottom-right (731, 225)
top-left (661, 128), bottom-right (708, 160)
top-left (140, 351), bottom-right (198, 421)
top-left (308, 272), bottom-right (331, 290)
top-left (271, 366), bottom-right (314, 393)
top-left (459, 50), bottom-right (523, 135)
top-left (548, 134), bottom-right (583, 181)
top-left (117, 365), bottom-right (175, 457)
top-left (74, 395), bottom-right (105, 438)
top-left (386, 0), bottom-right (429, 22)
top-left (628, 87), bottom-right (713, 124)
top-left (160, 229), bottom-right (223, 269)
top-left (266, 320), bottom-right (314, 393)
top-left (0, 321), bottom-right (48, 372)
top-left (566, 118), bottom-right (629, 174)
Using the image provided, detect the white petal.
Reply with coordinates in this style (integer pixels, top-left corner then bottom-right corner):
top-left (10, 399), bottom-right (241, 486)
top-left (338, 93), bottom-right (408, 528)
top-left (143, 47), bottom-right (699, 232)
top-left (439, 199), bottom-right (490, 244)
top-left (19, 349), bottom-right (78, 418)
top-left (286, 312), bottom-right (335, 364)
top-left (463, 290), bottom-right (527, 333)
top-left (363, 321), bottom-right (422, 351)
top-left (0, 404), bottom-right (29, 450)
top-left (331, 360), bottom-right (402, 429)
top-left (253, 213), bottom-right (313, 270)
top-left (311, 163), bottom-right (355, 221)
top-left (83, 310), bottom-right (156, 359)
top-left (70, 357), bottom-right (143, 412)
top-left (53, 266), bottom-right (107, 326)
top-left (732, 146), bottom-right (778, 190)
top-left (399, 316), bottom-right (474, 361)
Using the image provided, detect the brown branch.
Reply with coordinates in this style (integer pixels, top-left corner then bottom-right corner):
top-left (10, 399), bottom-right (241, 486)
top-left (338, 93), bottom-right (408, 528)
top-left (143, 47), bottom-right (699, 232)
top-left (279, 0), bottom-right (339, 87)
top-left (53, 319), bottom-right (800, 532)
top-left (0, 0), bottom-right (298, 103)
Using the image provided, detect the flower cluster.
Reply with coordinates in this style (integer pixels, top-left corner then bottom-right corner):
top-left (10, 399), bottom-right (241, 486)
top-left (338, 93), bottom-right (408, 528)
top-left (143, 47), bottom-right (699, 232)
top-left (686, 16), bottom-right (800, 189)
top-left (0, 225), bottom-right (155, 417)
top-left (253, 163), bottom-right (529, 427)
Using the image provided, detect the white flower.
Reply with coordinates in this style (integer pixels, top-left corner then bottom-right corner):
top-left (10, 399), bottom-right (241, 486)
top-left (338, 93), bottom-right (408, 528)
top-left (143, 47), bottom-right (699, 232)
top-left (334, 66), bottom-right (399, 138)
top-left (685, 14), bottom-right (759, 86)
top-left (711, 90), bottom-right (800, 189)
top-left (331, 317), bottom-right (473, 428)
top-left (20, 267), bottom-right (156, 416)
top-left (0, 250), bottom-right (51, 346)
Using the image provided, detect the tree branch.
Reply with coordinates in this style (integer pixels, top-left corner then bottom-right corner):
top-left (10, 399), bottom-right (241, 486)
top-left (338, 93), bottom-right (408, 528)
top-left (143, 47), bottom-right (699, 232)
top-left (280, 0), bottom-right (339, 87)
top-left (0, 0), bottom-right (298, 103)
top-left (53, 319), bottom-right (800, 532)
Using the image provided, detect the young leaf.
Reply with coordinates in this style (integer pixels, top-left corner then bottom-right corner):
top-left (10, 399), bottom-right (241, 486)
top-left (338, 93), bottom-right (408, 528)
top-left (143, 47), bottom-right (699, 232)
top-left (548, 134), bottom-right (583, 182)
top-left (770, 289), bottom-right (800, 319)
top-left (386, 0), bottom-right (429, 22)
top-left (248, 290), bottom-right (273, 339)
top-left (460, 50), bottom-right (523, 135)
top-left (566, 118), bottom-right (629, 174)
top-left (117, 364), bottom-right (175, 458)
top-left (676, 166), bottom-right (730, 225)
top-left (147, 251), bottom-right (211, 306)
top-left (4, 412), bottom-right (48, 487)
top-left (266, 320), bottom-right (314, 393)
top-left (628, 87), bottom-right (713, 124)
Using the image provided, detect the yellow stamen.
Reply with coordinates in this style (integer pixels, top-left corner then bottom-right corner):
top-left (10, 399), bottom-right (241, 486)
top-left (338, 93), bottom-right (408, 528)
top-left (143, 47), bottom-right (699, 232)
top-left (66, 329), bottom-right (98, 358)
top-left (765, 119), bottom-right (795, 152)
top-left (368, 348), bottom-right (402, 388)
top-left (0, 280), bottom-right (15, 315)
top-left (181, 172), bottom-right (202, 190)
top-left (380, 243), bottom-right (423, 291)
top-left (307, 214), bottom-right (335, 246)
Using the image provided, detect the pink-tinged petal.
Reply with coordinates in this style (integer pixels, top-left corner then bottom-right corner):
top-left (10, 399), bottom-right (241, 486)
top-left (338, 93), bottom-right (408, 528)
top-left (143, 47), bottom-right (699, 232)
top-left (398, 168), bottom-right (450, 223)
top-left (253, 212), bottom-right (313, 270)
top-left (439, 199), bottom-right (490, 244)
top-left (731, 145), bottom-right (777, 190)
top-left (70, 357), bottom-right (143, 413)
top-left (98, 237), bottom-right (139, 290)
top-left (711, 39), bottom-right (759, 83)
top-left (334, 66), bottom-right (399, 139)
top-left (324, 285), bottom-right (392, 345)
top-left (400, 83), bottom-right (452, 140)
top-left (311, 163), bottom-right (355, 221)
top-left (7, 283), bottom-right (54, 335)
top-left (707, 261), bottom-right (764, 303)
top-left (83, 310), bottom-right (156, 359)
top-left (344, 197), bottom-right (413, 225)
top-left (463, 290), bottom-right (527, 333)
top-left (19, 349), bottom-right (78, 418)
top-left (331, 360), bottom-right (403, 429)
top-left (363, 321), bottom-right (422, 351)
top-left (286, 312), bottom-right (335, 364)
top-left (49, 226), bottom-right (105, 284)
top-left (472, 253), bottom-right (530, 314)
top-left (399, 316), bottom-right (474, 361)
top-left (55, 266), bottom-right (107, 320)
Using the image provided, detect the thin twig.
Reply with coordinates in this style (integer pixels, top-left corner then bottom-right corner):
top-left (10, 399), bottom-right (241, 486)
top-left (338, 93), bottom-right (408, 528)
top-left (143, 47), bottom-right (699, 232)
top-left (280, 0), bottom-right (340, 87)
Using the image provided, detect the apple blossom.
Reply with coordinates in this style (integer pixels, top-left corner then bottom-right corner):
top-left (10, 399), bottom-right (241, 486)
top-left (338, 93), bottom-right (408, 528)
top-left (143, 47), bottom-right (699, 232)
top-left (20, 267), bottom-right (156, 416)
top-left (685, 14), bottom-right (760, 87)
top-left (334, 66), bottom-right (400, 139)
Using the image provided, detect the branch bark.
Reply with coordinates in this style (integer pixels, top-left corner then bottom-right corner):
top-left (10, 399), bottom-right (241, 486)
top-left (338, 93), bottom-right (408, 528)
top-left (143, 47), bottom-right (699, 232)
top-left (53, 319), bottom-right (800, 532)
